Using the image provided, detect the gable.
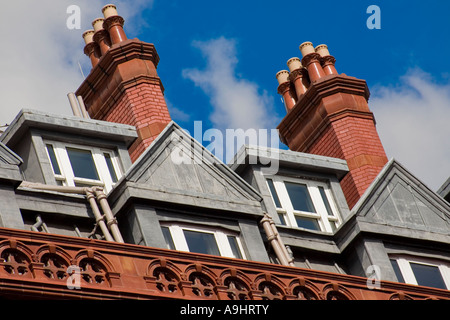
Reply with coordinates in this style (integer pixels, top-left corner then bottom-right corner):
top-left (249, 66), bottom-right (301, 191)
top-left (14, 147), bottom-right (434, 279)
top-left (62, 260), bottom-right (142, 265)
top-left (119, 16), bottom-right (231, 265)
top-left (0, 142), bottom-right (23, 187)
top-left (120, 121), bottom-right (263, 215)
top-left (353, 159), bottom-right (450, 235)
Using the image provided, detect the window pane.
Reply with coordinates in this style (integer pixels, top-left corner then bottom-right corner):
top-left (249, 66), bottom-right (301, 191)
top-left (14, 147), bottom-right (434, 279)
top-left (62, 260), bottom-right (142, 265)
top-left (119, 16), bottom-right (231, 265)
top-left (285, 182), bottom-right (316, 213)
top-left (278, 213), bottom-right (287, 226)
top-left (329, 220), bottom-right (337, 232)
top-left (267, 179), bottom-right (282, 208)
top-left (161, 227), bottom-right (175, 250)
top-left (183, 230), bottom-right (220, 256)
top-left (46, 144), bottom-right (61, 175)
top-left (227, 236), bottom-right (243, 259)
top-left (104, 153), bottom-right (118, 183)
top-left (66, 147), bottom-right (99, 180)
top-left (295, 216), bottom-right (320, 231)
top-left (410, 262), bottom-right (447, 289)
top-left (318, 186), bottom-right (334, 216)
top-left (390, 259), bottom-right (405, 283)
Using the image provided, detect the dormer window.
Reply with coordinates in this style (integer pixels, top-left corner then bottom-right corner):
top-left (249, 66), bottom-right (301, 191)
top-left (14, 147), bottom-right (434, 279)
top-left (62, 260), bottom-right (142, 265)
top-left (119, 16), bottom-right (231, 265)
top-left (44, 141), bottom-right (122, 192)
top-left (390, 256), bottom-right (450, 290)
top-left (160, 224), bottom-right (245, 259)
top-left (266, 176), bottom-right (341, 233)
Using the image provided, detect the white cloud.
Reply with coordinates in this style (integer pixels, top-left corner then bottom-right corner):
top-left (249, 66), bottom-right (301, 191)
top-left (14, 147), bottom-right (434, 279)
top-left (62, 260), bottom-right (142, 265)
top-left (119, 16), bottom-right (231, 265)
top-left (0, 1), bottom-right (153, 127)
top-left (182, 37), bottom-right (278, 131)
top-left (370, 69), bottom-right (450, 191)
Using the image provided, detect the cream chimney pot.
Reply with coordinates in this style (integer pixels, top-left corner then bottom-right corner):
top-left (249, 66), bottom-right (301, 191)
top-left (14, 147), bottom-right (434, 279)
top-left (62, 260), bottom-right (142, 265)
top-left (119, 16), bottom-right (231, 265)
top-left (82, 30), bottom-right (95, 45)
top-left (315, 44), bottom-right (330, 57)
top-left (287, 57), bottom-right (302, 72)
top-left (299, 42), bottom-right (315, 57)
top-left (92, 18), bottom-right (105, 32)
top-left (276, 70), bottom-right (290, 85)
top-left (102, 4), bottom-right (119, 18)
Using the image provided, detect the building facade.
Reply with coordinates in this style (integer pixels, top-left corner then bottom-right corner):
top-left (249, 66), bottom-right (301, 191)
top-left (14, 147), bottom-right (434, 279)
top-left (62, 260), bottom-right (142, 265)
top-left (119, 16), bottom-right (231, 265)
top-left (0, 4), bottom-right (448, 300)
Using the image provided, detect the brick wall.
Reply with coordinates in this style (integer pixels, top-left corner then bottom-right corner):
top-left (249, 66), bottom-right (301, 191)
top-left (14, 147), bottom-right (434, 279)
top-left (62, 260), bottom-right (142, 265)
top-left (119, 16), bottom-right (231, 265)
top-left (101, 82), bottom-right (171, 162)
top-left (308, 116), bottom-right (388, 208)
top-left (76, 39), bottom-right (172, 162)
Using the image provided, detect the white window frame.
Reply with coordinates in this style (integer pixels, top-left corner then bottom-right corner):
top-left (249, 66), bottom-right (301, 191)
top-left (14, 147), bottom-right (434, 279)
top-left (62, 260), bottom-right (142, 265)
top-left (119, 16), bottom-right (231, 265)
top-left (390, 255), bottom-right (450, 289)
top-left (161, 224), bottom-right (246, 259)
top-left (266, 176), bottom-right (341, 233)
top-left (44, 140), bottom-right (122, 193)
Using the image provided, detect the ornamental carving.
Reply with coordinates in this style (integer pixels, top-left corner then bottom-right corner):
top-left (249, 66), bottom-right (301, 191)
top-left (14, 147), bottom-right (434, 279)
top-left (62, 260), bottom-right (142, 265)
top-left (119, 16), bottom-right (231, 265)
top-left (258, 281), bottom-right (284, 300)
top-left (79, 258), bottom-right (107, 286)
top-left (301, 53), bottom-right (322, 67)
top-left (1, 249), bottom-right (30, 277)
top-left (224, 277), bottom-right (251, 300)
top-left (153, 267), bottom-right (180, 294)
top-left (320, 55), bottom-right (336, 66)
top-left (277, 82), bottom-right (291, 95)
top-left (41, 253), bottom-right (68, 280)
top-left (322, 283), bottom-right (355, 300)
top-left (103, 15), bottom-right (125, 30)
top-left (189, 272), bottom-right (217, 299)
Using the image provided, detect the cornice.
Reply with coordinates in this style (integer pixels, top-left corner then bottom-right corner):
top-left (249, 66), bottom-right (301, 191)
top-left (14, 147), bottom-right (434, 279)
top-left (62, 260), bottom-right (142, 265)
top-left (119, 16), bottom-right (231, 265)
top-left (76, 39), bottom-right (160, 97)
top-left (277, 74), bottom-right (372, 148)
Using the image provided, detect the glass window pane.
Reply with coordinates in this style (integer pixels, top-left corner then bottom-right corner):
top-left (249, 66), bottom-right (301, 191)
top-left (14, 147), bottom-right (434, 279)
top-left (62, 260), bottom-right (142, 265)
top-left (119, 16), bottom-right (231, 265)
top-left (285, 182), bottom-right (316, 213)
top-left (227, 235), bottom-right (243, 259)
top-left (295, 216), bottom-right (320, 231)
top-left (329, 220), bottom-right (337, 232)
top-left (46, 144), bottom-right (61, 175)
top-left (410, 262), bottom-right (447, 289)
top-left (183, 230), bottom-right (220, 256)
top-left (66, 147), bottom-right (99, 180)
top-left (278, 213), bottom-right (287, 226)
top-left (267, 179), bottom-right (282, 208)
top-left (104, 153), bottom-right (118, 183)
top-left (161, 227), bottom-right (175, 250)
top-left (390, 259), bottom-right (405, 283)
top-left (318, 186), bottom-right (334, 216)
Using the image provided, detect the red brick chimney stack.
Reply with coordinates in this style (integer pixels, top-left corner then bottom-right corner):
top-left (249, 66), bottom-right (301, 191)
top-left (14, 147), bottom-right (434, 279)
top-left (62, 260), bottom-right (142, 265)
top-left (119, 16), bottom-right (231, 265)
top-left (286, 57), bottom-right (309, 99)
top-left (82, 30), bottom-right (100, 68)
top-left (277, 42), bottom-right (388, 208)
top-left (276, 70), bottom-right (297, 112)
top-left (102, 4), bottom-right (127, 44)
top-left (299, 42), bottom-right (326, 82)
top-left (76, 4), bottom-right (172, 162)
top-left (92, 18), bottom-right (112, 55)
top-left (315, 44), bottom-right (338, 75)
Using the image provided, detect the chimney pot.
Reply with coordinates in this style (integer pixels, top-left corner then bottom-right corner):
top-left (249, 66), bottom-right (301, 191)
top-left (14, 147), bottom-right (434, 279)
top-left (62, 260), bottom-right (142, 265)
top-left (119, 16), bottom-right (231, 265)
top-left (82, 30), bottom-right (95, 45)
top-left (299, 42), bottom-right (316, 57)
top-left (92, 18), bottom-right (105, 32)
top-left (276, 70), bottom-right (290, 85)
top-left (102, 4), bottom-right (119, 18)
top-left (315, 44), bottom-right (330, 57)
top-left (287, 57), bottom-right (302, 72)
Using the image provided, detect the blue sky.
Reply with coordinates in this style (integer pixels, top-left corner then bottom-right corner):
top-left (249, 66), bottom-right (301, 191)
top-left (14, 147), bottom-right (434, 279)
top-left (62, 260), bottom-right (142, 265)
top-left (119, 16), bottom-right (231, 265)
top-left (0, 1), bottom-right (449, 191)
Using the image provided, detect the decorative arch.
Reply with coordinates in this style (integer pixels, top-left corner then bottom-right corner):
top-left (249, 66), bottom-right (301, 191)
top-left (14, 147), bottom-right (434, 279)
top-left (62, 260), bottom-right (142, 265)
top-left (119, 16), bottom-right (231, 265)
top-left (288, 277), bottom-right (321, 300)
top-left (184, 264), bottom-right (218, 299)
top-left (219, 269), bottom-right (253, 300)
top-left (36, 244), bottom-right (72, 281)
top-left (0, 240), bottom-right (33, 278)
top-left (253, 273), bottom-right (286, 300)
top-left (73, 249), bottom-right (116, 287)
top-left (145, 258), bottom-right (183, 295)
top-left (321, 282), bottom-right (356, 300)
top-left (389, 292), bottom-right (414, 300)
